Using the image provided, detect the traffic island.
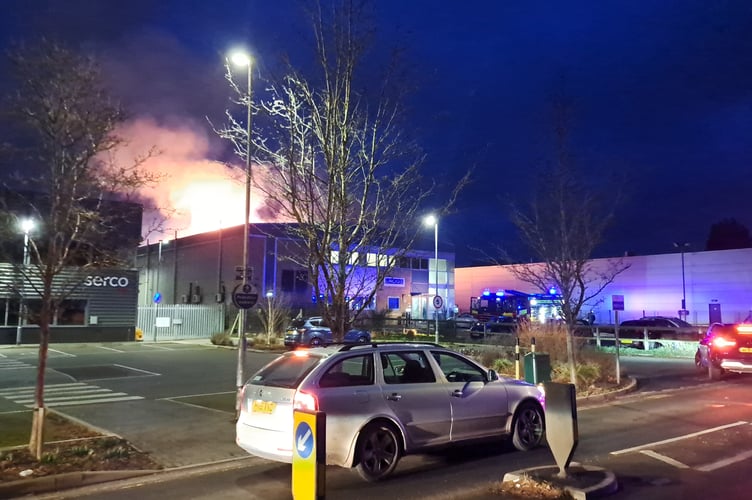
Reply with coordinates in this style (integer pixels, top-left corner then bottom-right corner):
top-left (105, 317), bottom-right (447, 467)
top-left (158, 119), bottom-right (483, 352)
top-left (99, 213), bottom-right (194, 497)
top-left (501, 463), bottom-right (618, 500)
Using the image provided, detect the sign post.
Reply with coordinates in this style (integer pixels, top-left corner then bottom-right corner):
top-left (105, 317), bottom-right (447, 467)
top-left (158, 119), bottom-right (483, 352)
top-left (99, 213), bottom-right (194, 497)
top-left (292, 410), bottom-right (326, 500)
top-left (612, 295), bottom-right (624, 385)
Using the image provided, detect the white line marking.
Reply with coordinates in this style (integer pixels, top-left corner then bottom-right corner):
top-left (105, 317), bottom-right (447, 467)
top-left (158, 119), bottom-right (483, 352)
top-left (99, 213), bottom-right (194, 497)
top-left (0, 383), bottom-right (88, 394)
top-left (0, 352), bottom-right (6, 358)
top-left (611, 421), bottom-right (749, 455)
top-left (640, 449), bottom-right (690, 469)
top-left (39, 396), bottom-right (143, 407)
top-left (162, 398), bottom-right (234, 415)
top-left (169, 391), bottom-right (235, 399)
top-left (15, 392), bottom-right (128, 403)
top-left (140, 344), bottom-right (173, 351)
top-left (696, 449), bottom-right (752, 472)
top-left (113, 363), bottom-right (161, 376)
top-left (48, 348), bottom-right (76, 357)
top-left (97, 345), bottom-right (125, 353)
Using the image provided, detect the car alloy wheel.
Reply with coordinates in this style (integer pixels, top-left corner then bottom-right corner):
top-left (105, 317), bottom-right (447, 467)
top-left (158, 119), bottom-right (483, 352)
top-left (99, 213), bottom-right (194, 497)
top-left (355, 422), bottom-right (401, 482)
top-left (511, 402), bottom-right (544, 451)
top-left (309, 337), bottom-right (322, 347)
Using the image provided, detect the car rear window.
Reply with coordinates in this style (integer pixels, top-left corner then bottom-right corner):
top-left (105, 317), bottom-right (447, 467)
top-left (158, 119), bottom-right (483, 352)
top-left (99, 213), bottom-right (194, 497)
top-left (250, 353), bottom-right (323, 388)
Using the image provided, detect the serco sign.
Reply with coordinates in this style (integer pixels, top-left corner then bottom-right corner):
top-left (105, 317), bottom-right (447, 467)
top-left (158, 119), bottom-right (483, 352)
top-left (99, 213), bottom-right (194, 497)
top-left (84, 276), bottom-right (130, 288)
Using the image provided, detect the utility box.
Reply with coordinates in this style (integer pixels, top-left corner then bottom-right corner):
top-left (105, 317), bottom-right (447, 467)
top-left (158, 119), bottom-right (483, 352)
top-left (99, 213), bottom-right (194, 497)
top-left (524, 352), bottom-right (551, 384)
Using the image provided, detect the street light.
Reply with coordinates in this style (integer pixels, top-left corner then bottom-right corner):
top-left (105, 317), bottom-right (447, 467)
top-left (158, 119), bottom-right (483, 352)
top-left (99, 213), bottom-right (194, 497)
top-left (229, 49), bottom-right (254, 418)
top-left (16, 218), bottom-right (35, 345)
top-left (424, 214), bottom-right (439, 343)
top-left (673, 242), bottom-right (690, 320)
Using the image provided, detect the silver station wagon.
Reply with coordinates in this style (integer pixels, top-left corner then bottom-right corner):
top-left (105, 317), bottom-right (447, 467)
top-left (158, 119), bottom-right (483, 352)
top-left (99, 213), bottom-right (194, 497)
top-left (236, 342), bottom-right (545, 481)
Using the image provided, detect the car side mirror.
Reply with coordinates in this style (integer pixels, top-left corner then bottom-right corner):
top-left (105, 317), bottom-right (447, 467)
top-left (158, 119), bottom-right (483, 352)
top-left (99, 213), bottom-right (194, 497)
top-left (488, 369), bottom-right (499, 381)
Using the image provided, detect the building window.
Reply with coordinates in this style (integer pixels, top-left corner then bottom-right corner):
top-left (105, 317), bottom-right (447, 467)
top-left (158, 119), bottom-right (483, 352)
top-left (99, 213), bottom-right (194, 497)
top-left (22, 299), bottom-right (87, 326)
top-left (281, 269), bottom-right (309, 293)
top-left (388, 297), bottom-right (400, 310)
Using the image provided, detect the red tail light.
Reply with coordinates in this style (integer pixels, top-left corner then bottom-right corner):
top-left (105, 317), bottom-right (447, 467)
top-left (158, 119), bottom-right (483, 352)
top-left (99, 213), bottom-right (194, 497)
top-left (712, 336), bottom-right (737, 348)
top-left (294, 391), bottom-right (318, 411)
top-left (737, 325), bottom-right (752, 334)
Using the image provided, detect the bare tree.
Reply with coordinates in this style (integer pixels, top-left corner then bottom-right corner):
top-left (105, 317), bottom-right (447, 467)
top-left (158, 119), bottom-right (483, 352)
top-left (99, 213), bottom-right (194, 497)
top-left (0, 41), bottom-right (158, 458)
top-left (257, 293), bottom-right (292, 345)
top-left (218, 1), bottom-right (468, 339)
top-left (508, 98), bottom-right (629, 385)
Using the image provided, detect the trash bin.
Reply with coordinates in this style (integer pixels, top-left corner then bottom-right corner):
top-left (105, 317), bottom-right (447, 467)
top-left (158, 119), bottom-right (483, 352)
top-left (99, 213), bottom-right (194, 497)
top-left (524, 352), bottom-right (551, 384)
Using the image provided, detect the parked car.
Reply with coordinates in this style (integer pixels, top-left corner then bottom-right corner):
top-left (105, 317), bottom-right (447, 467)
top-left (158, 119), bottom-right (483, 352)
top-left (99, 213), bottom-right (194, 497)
top-left (469, 316), bottom-right (517, 338)
top-left (695, 322), bottom-right (752, 381)
top-left (284, 317), bottom-right (333, 347)
top-left (236, 342), bottom-right (545, 481)
top-left (618, 316), bottom-right (696, 349)
top-left (453, 313), bottom-right (477, 329)
top-left (284, 317), bottom-right (371, 347)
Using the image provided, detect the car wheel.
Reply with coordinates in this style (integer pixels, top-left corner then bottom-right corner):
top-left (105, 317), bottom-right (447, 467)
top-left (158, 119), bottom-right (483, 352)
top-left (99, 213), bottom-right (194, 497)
top-left (355, 422), bottom-right (401, 482)
top-left (511, 402), bottom-right (545, 451)
top-left (309, 337), bottom-right (322, 347)
top-left (709, 361), bottom-right (724, 381)
top-left (694, 350), bottom-right (705, 372)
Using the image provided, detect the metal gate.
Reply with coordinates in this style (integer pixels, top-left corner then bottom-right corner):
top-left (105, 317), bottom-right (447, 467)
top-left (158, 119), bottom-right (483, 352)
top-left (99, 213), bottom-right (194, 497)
top-left (137, 304), bottom-right (225, 342)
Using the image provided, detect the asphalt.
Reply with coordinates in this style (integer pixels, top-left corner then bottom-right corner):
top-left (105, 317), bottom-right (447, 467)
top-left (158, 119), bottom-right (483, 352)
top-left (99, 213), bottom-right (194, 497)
top-left (0, 338), bottom-right (634, 499)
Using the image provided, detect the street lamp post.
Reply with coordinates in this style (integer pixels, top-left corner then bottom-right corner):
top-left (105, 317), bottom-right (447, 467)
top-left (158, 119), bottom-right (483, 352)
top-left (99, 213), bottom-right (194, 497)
top-left (16, 218), bottom-right (34, 345)
top-left (266, 291), bottom-right (273, 342)
top-left (673, 242), bottom-right (690, 320)
top-left (424, 215), bottom-right (439, 343)
top-left (230, 50), bottom-right (253, 417)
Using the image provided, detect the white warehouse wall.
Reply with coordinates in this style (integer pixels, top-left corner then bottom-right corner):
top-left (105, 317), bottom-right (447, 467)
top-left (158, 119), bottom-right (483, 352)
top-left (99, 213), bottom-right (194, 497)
top-left (455, 248), bottom-right (752, 325)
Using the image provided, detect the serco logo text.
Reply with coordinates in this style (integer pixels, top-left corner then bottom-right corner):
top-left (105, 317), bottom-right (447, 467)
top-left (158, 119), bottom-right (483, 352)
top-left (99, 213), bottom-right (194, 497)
top-left (84, 276), bottom-right (130, 288)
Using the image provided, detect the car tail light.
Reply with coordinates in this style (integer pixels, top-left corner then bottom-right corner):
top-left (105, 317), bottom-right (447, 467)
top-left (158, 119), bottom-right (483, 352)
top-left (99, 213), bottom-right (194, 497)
top-left (294, 391), bottom-right (318, 411)
top-left (737, 325), bottom-right (752, 334)
top-left (712, 336), bottom-right (737, 348)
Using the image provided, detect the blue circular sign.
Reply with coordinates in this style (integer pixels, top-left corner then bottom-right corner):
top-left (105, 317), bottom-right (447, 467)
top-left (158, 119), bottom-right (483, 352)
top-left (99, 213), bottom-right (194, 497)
top-left (153, 292), bottom-right (162, 304)
top-left (295, 421), bottom-right (314, 459)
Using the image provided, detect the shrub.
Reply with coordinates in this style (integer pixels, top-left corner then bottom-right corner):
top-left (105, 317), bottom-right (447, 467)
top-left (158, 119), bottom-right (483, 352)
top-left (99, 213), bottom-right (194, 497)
top-left (70, 446), bottom-right (93, 457)
top-left (211, 332), bottom-right (234, 347)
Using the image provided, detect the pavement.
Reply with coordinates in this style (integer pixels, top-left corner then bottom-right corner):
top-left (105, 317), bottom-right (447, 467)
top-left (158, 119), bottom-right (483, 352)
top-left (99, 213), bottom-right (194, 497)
top-left (0, 338), bottom-right (634, 499)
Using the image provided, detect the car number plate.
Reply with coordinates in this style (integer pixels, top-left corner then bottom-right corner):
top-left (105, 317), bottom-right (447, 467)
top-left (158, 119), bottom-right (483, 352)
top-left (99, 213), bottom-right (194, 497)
top-left (252, 400), bottom-right (276, 414)
top-left (739, 347), bottom-right (752, 353)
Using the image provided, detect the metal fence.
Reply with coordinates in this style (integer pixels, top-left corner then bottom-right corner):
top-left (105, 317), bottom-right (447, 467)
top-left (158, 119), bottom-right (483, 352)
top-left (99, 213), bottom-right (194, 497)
top-left (137, 304), bottom-right (225, 342)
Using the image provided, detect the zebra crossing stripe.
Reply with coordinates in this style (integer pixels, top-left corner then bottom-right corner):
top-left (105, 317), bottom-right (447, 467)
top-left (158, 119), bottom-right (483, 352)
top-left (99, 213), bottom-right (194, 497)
top-left (0, 360), bottom-right (34, 370)
top-left (0, 382), bottom-right (143, 407)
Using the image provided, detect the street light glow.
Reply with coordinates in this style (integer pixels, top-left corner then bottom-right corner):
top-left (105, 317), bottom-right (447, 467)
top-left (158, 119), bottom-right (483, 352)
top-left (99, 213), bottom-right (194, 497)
top-left (230, 51), bottom-right (252, 67)
top-left (20, 218), bottom-right (35, 233)
top-left (423, 214), bottom-right (437, 227)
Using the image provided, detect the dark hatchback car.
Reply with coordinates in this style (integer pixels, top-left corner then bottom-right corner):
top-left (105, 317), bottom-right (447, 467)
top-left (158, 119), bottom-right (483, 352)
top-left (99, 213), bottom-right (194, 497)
top-left (617, 316), bottom-right (695, 348)
top-left (469, 316), bottom-right (517, 339)
top-left (284, 317), bottom-right (371, 347)
top-left (696, 323), bottom-right (752, 380)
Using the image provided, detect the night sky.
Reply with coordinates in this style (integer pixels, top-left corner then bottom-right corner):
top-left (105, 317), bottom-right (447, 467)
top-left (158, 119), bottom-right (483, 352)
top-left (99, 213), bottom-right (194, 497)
top-left (2, 0), bottom-right (752, 266)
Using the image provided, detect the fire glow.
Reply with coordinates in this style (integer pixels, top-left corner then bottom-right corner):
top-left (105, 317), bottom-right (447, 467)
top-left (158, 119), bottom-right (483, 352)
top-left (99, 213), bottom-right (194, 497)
top-left (112, 117), bottom-right (288, 242)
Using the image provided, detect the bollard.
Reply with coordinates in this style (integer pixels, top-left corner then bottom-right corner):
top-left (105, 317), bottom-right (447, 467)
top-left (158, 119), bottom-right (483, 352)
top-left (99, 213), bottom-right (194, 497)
top-left (515, 337), bottom-right (521, 379)
top-left (531, 337), bottom-right (537, 384)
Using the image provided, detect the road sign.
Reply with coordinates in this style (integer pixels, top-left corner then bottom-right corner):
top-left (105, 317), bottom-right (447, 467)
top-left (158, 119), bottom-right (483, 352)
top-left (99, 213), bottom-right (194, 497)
top-left (292, 410), bottom-right (326, 500)
top-left (433, 295), bottom-right (444, 309)
top-left (612, 295), bottom-right (624, 311)
top-left (153, 292), bottom-right (162, 304)
top-left (234, 265), bottom-right (253, 281)
top-left (232, 283), bottom-right (258, 309)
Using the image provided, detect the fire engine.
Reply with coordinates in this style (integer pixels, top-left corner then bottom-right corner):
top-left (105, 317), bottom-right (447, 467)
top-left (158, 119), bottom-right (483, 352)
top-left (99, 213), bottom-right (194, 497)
top-left (470, 289), bottom-right (562, 323)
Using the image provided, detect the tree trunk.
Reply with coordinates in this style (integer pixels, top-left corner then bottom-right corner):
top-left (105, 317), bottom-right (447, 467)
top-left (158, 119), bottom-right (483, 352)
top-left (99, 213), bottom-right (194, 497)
top-left (566, 328), bottom-right (577, 386)
top-left (29, 320), bottom-right (50, 458)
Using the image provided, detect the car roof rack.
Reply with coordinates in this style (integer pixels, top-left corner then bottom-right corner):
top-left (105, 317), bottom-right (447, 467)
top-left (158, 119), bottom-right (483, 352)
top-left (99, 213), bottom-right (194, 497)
top-left (338, 341), bottom-right (443, 352)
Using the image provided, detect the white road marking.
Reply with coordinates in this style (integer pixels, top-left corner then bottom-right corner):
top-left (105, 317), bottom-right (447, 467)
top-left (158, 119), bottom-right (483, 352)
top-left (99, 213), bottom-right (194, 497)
top-left (140, 343), bottom-right (173, 351)
top-left (611, 421), bottom-right (749, 455)
top-left (113, 363), bottom-right (161, 376)
top-left (0, 382), bottom-right (143, 407)
top-left (48, 348), bottom-right (76, 357)
top-left (640, 449), bottom-right (690, 469)
top-left (0, 359), bottom-right (34, 370)
top-left (696, 449), bottom-right (752, 472)
top-left (97, 345), bottom-right (125, 353)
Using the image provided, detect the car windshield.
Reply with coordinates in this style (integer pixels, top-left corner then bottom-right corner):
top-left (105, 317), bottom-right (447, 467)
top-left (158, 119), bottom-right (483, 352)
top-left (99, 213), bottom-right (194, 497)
top-left (672, 318), bottom-right (693, 328)
top-left (249, 353), bottom-right (322, 388)
top-left (289, 319), bottom-right (306, 329)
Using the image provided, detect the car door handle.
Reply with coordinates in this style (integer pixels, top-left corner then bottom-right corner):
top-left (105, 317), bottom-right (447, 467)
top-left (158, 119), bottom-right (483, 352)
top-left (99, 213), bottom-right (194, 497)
top-left (386, 393), bottom-right (402, 401)
top-left (452, 389), bottom-right (463, 398)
